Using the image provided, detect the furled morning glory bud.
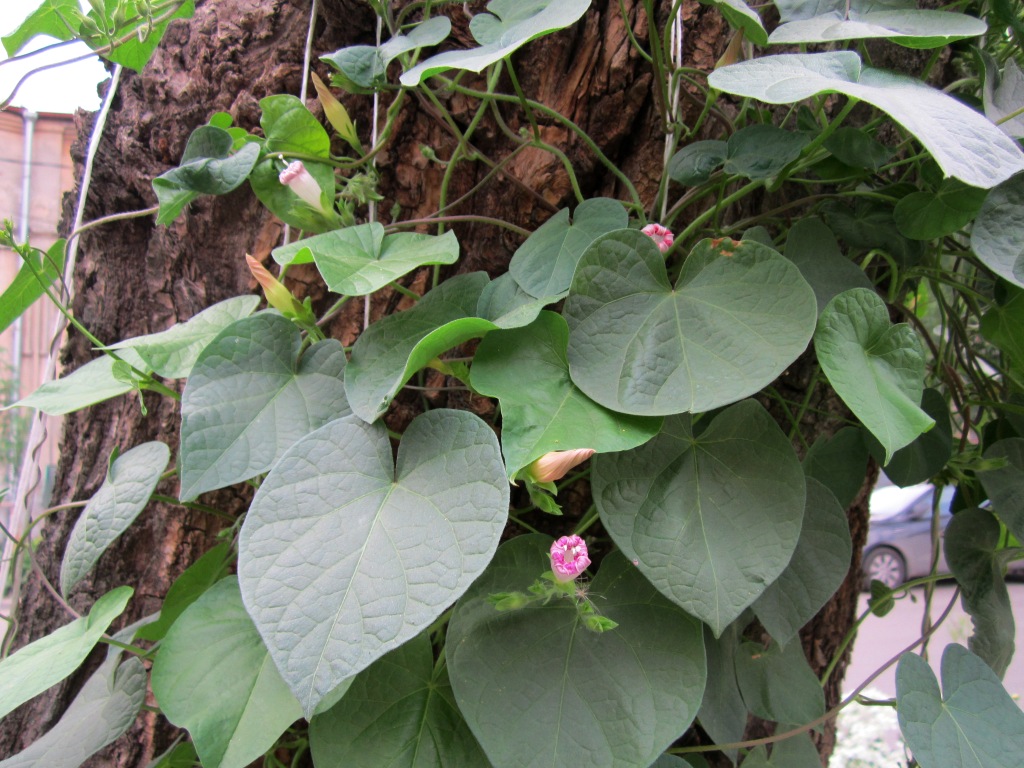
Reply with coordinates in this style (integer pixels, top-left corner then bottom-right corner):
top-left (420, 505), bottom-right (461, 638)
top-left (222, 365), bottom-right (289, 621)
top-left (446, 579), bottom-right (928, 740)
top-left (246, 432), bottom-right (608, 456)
top-left (526, 448), bottom-right (595, 484)
top-left (245, 254), bottom-right (304, 317)
top-left (550, 535), bottom-right (591, 582)
top-left (278, 160), bottom-right (328, 214)
top-left (642, 222), bottom-right (674, 253)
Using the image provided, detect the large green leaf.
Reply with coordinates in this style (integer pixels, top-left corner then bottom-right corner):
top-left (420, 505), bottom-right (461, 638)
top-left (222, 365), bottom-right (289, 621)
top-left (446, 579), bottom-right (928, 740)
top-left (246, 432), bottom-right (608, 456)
top-left (260, 94), bottom-right (330, 156)
top-left (697, 623), bottom-right (746, 762)
top-left (802, 426), bottom-right (869, 508)
top-left (735, 640), bottom-right (825, 725)
top-left (0, 586), bottom-right (132, 720)
top-left (896, 644), bottom-right (1024, 768)
top-left (870, 388), bottom-right (951, 487)
top-left (770, 1), bottom-right (986, 49)
top-left (815, 288), bottom-right (933, 463)
top-left (93, 0), bottom-right (196, 72)
top-left (2, 0), bottom-right (79, 55)
top-left (700, 0), bottom-right (768, 46)
top-left (981, 283), bottom-right (1024, 388)
top-left (0, 654), bottom-right (145, 768)
top-left (152, 126), bottom-right (261, 225)
top-left (476, 272), bottom-right (555, 329)
top-left (737, 733), bottom-right (821, 768)
top-left (309, 632), bottom-right (487, 767)
top-left (707, 53), bottom-right (1024, 189)
top-left (6, 348), bottom-right (150, 416)
top-left (151, 578), bottom-right (302, 768)
top-left (508, 198), bottom-right (628, 299)
top-left (983, 55), bottom-right (1024, 140)
top-left (472, 311), bottom-right (661, 478)
top-left (753, 477), bottom-right (852, 646)
top-left (60, 441), bottom-right (170, 595)
top-left (272, 223), bottom-right (459, 294)
top-left (783, 216), bottom-right (872, 313)
top-left (178, 313), bottom-right (349, 501)
top-left (447, 536), bottom-right (706, 768)
top-left (978, 438), bottom-right (1024, 542)
top-left (345, 272), bottom-right (496, 422)
top-left (0, 239), bottom-right (65, 336)
top-left (400, 0), bottom-right (592, 85)
top-left (564, 232), bottom-right (816, 416)
top-left (724, 125), bottom-right (811, 180)
top-left (971, 173), bottom-right (1024, 289)
top-left (893, 180), bottom-right (987, 241)
top-left (322, 16), bottom-right (452, 92)
top-left (667, 140), bottom-right (728, 186)
top-left (823, 126), bottom-right (893, 171)
top-left (136, 542), bottom-right (233, 642)
top-left (103, 296), bottom-right (261, 379)
top-left (593, 401), bottom-right (806, 636)
top-left (945, 509), bottom-right (1015, 679)
top-left (238, 410), bottom-right (508, 716)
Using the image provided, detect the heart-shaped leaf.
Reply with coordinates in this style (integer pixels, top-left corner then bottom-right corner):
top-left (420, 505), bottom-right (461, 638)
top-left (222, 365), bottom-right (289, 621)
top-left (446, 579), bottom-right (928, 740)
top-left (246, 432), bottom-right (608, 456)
top-left (868, 388), bottom-right (951, 487)
top-left (983, 54), bottom-right (1024, 140)
top-left (0, 587), bottom-right (132, 721)
top-left (272, 223), bottom-right (459, 294)
top-left (978, 438), bottom-right (1024, 542)
top-left (735, 639), bottom-right (825, 725)
top-left (668, 140), bottom-right (728, 186)
top-left (309, 632), bottom-right (487, 767)
top-left (700, 0), bottom-right (767, 45)
top-left (708, 52), bottom-right (1024, 189)
top-left (769, 8), bottom-right (986, 49)
top-left (152, 126), bottom-right (261, 225)
top-left (260, 94), bottom-right (330, 156)
top-left (323, 16), bottom-right (452, 92)
top-left (178, 313), bottom-right (349, 501)
top-left (2, 0), bottom-right (79, 55)
top-left (802, 426), bottom-right (869, 508)
top-left (945, 509), bottom-right (1015, 679)
top-left (724, 125), bottom-right (811, 180)
top-left (894, 180), bottom-right (987, 240)
top-left (136, 542), bottom-right (232, 642)
top-left (753, 477), bottom-right (852, 646)
top-left (400, 0), bottom-right (592, 85)
top-left (971, 173), bottom-right (1024, 289)
top-left (446, 535), bottom-right (706, 768)
top-left (697, 623), bottom-right (746, 761)
top-left (508, 198), bottom-right (628, 299)
top-left (593, 401), bottom-right (806, 636)
top-left (472, 311), bottom-right (661, 478)
top-left (151, 578), bottom-right (302, 768)
top-left (564, 232), bottom-right (816, 416)
top-left (103, 296), bottom-right (261, 379)
top-left (783, 216), bottom-right (872, 313)
top-left (896, 644), bottom-right (1024, 768)
top-left (824, 126), bottom-right (893, 171)
top-left (7, 348), bottom-right (149, 416)
top-left (981, 284), bottom-right (1024, 388)
top-left (345, 273), bottom-right (497, 422)
top-left (238, 410), bottom-right (508, 716)
top-left (0, 654), bottom-right (145, 768)
top-left (815, 288), bottom-right (933, 463)
top-left (476, 272), bottom-right (555, 329)
top-left (60, 441), bottom-right (170, 595)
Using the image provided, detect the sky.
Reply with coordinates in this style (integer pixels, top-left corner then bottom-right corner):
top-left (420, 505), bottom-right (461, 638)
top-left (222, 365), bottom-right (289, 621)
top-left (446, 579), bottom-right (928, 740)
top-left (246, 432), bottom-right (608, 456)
top-left (1, 0), bottom-right (107, 114)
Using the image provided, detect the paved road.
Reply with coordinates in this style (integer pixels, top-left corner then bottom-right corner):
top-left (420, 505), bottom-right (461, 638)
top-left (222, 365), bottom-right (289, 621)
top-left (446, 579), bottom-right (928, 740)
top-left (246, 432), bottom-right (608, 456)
top-left (844, 581), bottom-right (1024, 704)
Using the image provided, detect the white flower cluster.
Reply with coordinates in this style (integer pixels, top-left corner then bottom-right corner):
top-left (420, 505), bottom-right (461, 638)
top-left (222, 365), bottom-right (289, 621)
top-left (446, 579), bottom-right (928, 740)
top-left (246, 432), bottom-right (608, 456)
top-left (831, 688), bottom-right (908, 768)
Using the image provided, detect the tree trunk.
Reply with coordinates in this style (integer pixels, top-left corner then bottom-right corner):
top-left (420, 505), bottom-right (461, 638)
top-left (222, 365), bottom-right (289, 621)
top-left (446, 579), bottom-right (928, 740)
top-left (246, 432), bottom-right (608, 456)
top-left (2, 1), bottom-right (867, 765)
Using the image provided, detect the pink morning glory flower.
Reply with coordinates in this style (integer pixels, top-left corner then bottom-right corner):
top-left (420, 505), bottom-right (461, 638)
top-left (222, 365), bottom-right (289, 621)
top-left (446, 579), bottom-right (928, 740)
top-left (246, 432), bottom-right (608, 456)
top-left (279, 160), bottom-right (328, 213)
top-left (642, 223), bottom-right (674, 253)
top-left (550, 535), bottom-right (591, 582)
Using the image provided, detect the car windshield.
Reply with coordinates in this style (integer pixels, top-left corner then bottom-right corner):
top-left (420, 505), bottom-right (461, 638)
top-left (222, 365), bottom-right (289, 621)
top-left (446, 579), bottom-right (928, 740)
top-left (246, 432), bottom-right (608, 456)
top-left (869, 484), bottom-right (931, 520)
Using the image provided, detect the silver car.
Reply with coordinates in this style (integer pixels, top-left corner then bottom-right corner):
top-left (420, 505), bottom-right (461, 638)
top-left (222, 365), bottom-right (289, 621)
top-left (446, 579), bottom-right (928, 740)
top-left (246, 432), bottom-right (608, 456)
top-left (862, 483), bottom-right (954, 589)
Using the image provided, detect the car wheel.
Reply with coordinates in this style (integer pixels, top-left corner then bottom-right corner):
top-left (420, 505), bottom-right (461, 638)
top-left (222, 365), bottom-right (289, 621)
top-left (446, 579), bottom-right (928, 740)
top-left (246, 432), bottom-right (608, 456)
top-left (863, 547), bottom-right (907, 590)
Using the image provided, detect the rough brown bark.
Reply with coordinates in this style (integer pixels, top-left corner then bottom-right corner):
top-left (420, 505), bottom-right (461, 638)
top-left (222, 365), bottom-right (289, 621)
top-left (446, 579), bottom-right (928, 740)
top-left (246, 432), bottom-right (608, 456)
top-left (3, 1), bottom-right (870, 765)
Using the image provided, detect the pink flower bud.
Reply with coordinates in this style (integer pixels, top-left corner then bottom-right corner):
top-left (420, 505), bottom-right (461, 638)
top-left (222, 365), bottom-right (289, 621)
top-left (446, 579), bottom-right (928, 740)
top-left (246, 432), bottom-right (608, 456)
top-left (526, 448), bottom-right (596, 483)
top-left (278, 160), bottom-right (328, 214)
top-left (642, 223), bottom-right (674, 253)
top-left (550, 535), bottom-right (591, 582)
top-left (245, 254), bottom-right (303, 317)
